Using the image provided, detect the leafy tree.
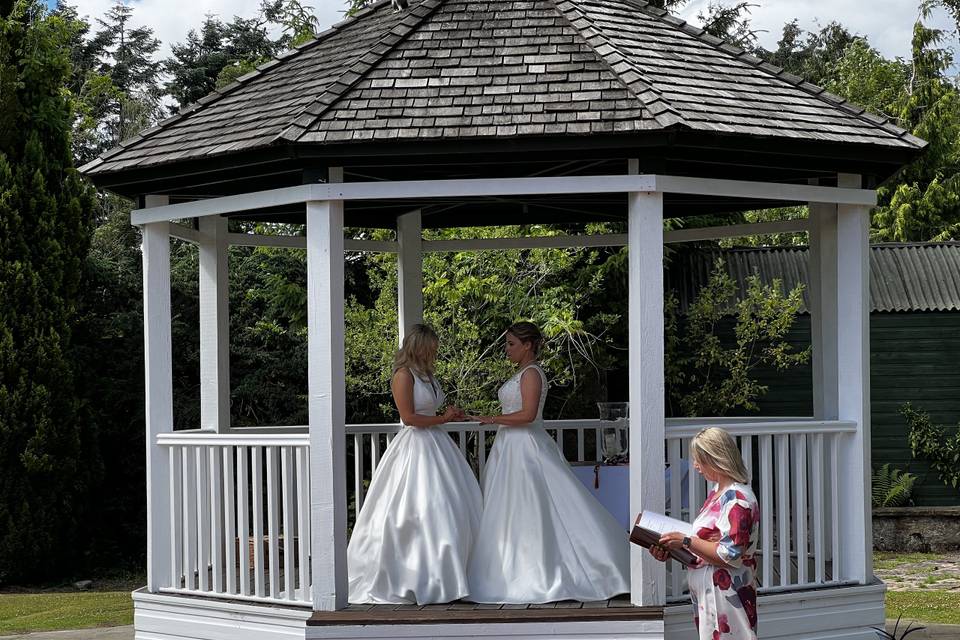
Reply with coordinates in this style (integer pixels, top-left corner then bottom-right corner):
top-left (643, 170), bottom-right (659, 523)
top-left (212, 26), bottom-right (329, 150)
top-left (698, 2), bottom-right (760, 52)
top-left (763, 20), bottom-right (860, 86)
top-left (166, 1), bottom-right (319, 112)
top-left (902, 403), bottom-right (960, 492)
top-left (872, 10), bottom-right (960, 241)
top-left (0, 0), bottom-right (98, 583)
top-left (664, 262), bottom-right (810, 416)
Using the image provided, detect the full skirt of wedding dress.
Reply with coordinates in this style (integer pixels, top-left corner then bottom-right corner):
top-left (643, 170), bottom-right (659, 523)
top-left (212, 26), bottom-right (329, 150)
top-left (347, 425), bottom-right (482, 604)
top-left (466, 424), bottom-right (630, 603)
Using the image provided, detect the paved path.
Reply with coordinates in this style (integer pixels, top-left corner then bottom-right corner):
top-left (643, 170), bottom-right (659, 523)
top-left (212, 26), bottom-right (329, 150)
top-left (884, 620), bottom-right (960, 640)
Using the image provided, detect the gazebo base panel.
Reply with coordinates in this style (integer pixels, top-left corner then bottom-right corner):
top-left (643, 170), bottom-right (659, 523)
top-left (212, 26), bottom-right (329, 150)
top-left (130, 581), bottom-right (885, 640)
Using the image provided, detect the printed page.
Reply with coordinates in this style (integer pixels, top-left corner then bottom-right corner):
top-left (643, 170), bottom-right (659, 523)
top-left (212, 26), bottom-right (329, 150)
top-left (636, 510), bottom-right (694, 537)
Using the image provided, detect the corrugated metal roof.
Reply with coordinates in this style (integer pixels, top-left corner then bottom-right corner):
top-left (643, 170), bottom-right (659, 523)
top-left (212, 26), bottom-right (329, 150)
top-left (667, 243), bottom-right (960, 313)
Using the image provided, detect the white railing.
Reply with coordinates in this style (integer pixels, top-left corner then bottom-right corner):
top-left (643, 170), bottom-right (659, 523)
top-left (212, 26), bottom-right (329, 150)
top-left (154, 417), bottom-right (860, 608)
top-left (345, 417), bottom-right (859, 600)
top-left (157, 432), bottom-right (312, 607)
top-left (663, 419), bottom-right (857, 600)
top-left (346, 419), bottom-right (604, 518)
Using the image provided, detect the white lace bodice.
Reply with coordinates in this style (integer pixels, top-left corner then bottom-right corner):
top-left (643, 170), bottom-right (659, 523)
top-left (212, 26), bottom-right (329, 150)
top-left (497, 364), bottom-right (548, 425)
top-left (407, 369), bottom-right (445, 418)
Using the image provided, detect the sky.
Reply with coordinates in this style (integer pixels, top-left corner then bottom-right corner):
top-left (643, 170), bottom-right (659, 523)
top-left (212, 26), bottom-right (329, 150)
top-left (56, 0), bottom-right (956, 69)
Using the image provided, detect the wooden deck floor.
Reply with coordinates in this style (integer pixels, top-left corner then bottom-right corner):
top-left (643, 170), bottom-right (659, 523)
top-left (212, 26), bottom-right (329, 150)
top-left (308, 596), bottom-right (663, 626)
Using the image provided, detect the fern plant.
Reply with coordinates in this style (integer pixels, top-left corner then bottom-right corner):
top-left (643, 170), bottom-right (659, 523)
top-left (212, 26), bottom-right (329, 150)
top-left (871, 464), bottom-right (917, 508)
top-left (902, 403), bottom-right (960, 491)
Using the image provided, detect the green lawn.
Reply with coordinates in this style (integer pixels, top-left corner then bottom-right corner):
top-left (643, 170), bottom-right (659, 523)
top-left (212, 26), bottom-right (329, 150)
top-left (886, 590), bottom-right (960, 625)
top-left (0, 591), bottom-right (133, 635)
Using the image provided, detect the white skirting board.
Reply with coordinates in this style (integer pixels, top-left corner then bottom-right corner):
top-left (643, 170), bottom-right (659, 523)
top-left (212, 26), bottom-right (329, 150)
top-left (664, 582), bottom-right (886, 640)
top-left (306, 620), bottom-right (664, 639)
top-left (131, 582), bottom-right (884, 640)
top-left (132, 589), bottom-right (311, 640)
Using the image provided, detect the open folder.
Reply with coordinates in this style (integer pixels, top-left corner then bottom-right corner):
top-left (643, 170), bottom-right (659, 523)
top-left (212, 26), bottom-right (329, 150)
top-left (629, 511), bottom-right (698, 566)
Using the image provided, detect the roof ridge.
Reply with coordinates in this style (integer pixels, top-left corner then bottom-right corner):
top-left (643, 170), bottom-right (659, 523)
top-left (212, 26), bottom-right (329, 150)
top-left (551, 0), bottom-right (687, 129)
top-left (79, 0), bottom-right (397, 174)
top-left (278, 0), bottom-right (447, 143)
top-left (611, 0), bottom-right (927, 150)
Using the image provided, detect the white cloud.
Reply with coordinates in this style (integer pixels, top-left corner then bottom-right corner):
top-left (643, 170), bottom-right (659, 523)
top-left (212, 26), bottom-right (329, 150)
top-left (70, 0), bottom-right (956, 74)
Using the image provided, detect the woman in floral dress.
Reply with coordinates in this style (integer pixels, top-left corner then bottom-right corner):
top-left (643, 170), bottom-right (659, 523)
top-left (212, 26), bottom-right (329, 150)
top-left (652, 427), bottom-right (760, 640)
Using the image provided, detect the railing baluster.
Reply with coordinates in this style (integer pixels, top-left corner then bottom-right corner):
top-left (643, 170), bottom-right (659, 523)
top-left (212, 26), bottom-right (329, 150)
top-left (267, 446), bottom-right (281, 599)
top-left (371, 435), bottom-right (380, 476)
top-left (252, 446), bottom-right (265, 597)
top-left (297, 446), bottom-right (311, 602)
top-left (577, 428), bottom-right (585, 462)
top-left (354, 433), bottom-right (365, 517)
top-left (811, 433), bottom-right (825, 584)
top-left (595, 426), bottom-right (602, 462)
top-left (386, 432), bottom-right (394, 448)
top-left (760, 434), bottom-right (773, 590)
top-left (667, 437), bottom-right (683, 597)
top-left (776, 434), bottom-right (791, 587)
top-left (458, 430), bottom-right (467, 456)
top-left (741, 435), bottom-right (753, 481)
top-left (197, 446), bottom-right (210, 592)
top-left (794, 434), bottom-right (808, 585)
top-left (209, 447), bottom-right (223, 593)
top-left (282, 447), bottom-right (296, 600)
top-left (223, 447), bottom-right (236, 595)
top-left (183, 447), bottom-right (197, 591)
top-left (831, 434), bottom-right (841, 582)
top-left (237, 446), bottom-right (249, 596)
top-left (169, 446), bottom-right (182, 590)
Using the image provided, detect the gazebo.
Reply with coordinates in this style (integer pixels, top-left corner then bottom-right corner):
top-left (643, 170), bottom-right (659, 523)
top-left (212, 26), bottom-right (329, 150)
top-left (80, 0), bottom-right (925, 638)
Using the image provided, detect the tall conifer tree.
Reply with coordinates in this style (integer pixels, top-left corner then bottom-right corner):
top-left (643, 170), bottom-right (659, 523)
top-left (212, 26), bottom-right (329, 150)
top-left (0, 0), bottom-right (97, 583)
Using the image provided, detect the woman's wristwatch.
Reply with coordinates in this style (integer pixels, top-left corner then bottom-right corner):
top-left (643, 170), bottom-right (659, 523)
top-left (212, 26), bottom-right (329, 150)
top-left (682, 536), bottom-right (692, 549)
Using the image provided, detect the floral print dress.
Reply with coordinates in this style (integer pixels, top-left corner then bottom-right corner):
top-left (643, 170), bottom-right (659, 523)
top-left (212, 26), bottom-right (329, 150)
top-left (687, 483), bottom-right (761, 640)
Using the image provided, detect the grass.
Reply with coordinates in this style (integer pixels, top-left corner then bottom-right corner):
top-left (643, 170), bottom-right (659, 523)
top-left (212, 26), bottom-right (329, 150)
top-left (0, 591), bottom-right (133, 635)
top-left (874, 552), bottom-right (942, 572)
top-left (886, 590), bottom-right (960, 625)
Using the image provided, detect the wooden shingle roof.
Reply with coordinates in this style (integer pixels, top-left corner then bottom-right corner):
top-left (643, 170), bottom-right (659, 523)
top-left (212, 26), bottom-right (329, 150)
top-left (80, 0), bottom-right (925, 178)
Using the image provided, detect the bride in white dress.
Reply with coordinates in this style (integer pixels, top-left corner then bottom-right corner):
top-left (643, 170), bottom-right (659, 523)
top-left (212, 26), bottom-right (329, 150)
top-left (348, 324), bottom-right (482, 604)
top-left (467, 322), bottom-right (630, 603)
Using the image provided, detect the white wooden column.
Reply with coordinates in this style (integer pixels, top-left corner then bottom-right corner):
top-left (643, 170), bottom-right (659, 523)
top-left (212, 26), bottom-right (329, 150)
top-left (142, 195), bottom-right (174, 592)
top-left (307, 167), bottom-right (348, 611)
top-left (627, 160), bottom-right (666, 606)
top-left (808, 194), bottom-right (839, 420)
top-left (397, 209), bottom-right (423, 341)
top-left (199, 215), bottom-right (230, 432)
top-left (834, 173), bottom-right (873, 584)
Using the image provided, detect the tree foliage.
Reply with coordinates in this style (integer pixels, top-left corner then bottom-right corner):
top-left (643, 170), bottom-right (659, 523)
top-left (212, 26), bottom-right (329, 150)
top-left (664, 262), bottom-right (810, 416)
top-left (0, 0), bottom-right (97, 583)
top-left (903, 403), bottom-right (960, 492)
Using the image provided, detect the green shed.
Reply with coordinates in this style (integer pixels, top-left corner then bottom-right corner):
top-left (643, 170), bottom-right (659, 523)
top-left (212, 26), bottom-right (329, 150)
top-left (667, 242), bottom-right (960, 506)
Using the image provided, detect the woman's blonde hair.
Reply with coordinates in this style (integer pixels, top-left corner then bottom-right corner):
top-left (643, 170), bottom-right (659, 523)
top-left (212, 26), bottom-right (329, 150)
top-left (690, 427), bottom-right (750, 484)
top-left (393, 324), bottom-right (439, 379)
top-left (506, 321), bottom-right (544, 355)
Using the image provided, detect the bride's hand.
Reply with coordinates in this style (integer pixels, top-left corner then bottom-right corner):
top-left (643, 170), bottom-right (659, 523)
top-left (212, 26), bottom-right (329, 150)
top-left (470, 415), bottom-right (497, 424)
top-left (440, 406), bottom-right (459, 423)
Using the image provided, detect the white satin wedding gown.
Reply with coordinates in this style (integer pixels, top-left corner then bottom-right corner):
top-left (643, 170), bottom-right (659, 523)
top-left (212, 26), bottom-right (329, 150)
top-left (347, 371), bottom-right (482, 604)
top-left (467, 364), bottom-right (630, 603)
